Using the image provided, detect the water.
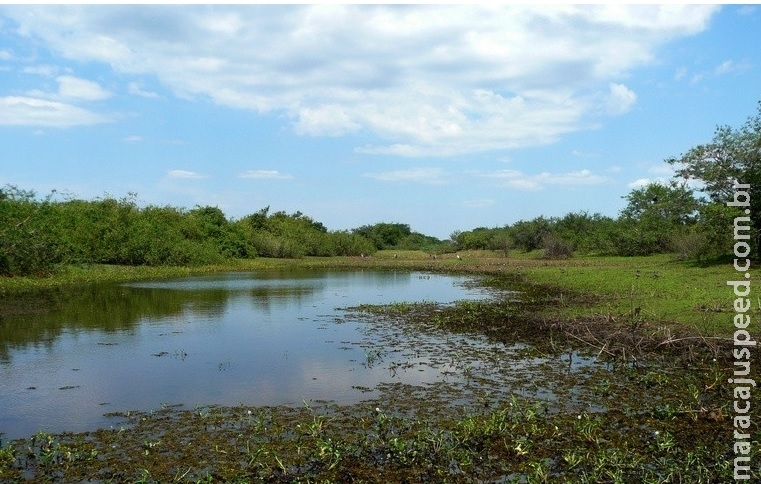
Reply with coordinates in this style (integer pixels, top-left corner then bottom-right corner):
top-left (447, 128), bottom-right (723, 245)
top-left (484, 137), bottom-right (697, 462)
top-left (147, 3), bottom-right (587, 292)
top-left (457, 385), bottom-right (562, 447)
top-left (0, 269), bottom-right (493, 440)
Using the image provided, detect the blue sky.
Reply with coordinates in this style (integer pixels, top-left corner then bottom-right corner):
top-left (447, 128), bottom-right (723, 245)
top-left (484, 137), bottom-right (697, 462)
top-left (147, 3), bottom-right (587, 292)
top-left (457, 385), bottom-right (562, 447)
top-left (1, 5), bottom-right (759, 239)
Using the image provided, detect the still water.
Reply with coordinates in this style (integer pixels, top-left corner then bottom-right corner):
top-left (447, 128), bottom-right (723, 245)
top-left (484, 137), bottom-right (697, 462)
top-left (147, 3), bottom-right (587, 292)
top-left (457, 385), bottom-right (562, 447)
top-left (0, 270), bottom-right (492, 440)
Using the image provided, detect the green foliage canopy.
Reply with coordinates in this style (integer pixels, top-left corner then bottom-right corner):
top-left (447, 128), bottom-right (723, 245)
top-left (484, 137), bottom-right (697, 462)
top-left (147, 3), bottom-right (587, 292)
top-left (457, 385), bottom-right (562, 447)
top-left (667, 100), bottom-right (761, 249)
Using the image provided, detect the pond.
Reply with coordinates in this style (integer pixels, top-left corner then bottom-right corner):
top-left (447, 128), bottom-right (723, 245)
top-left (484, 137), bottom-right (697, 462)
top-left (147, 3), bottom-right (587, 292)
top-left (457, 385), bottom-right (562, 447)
top-left (0, 269), bottom-right (501, 440)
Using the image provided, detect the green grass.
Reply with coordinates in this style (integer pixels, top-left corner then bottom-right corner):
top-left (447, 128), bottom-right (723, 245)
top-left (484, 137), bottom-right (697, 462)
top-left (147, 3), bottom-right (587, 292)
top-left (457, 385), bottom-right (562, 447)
top-left (316, 250), bottom-right (754, 337)
top-left (512, 253), bottom-right (754, 337)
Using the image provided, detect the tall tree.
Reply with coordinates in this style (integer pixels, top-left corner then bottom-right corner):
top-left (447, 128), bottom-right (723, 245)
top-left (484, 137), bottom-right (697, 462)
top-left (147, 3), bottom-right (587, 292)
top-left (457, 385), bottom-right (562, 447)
top-left (615, 181), bottom-right (701, 256)
top-left (666, 101), bottom-right (761, 251)
top-left (620, 181), bottom-right (701, 226)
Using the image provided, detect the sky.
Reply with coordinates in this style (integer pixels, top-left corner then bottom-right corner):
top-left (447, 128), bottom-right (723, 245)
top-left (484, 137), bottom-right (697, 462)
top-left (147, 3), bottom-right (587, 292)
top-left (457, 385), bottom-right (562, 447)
top-left (1, 5), bottom-right (760, 239)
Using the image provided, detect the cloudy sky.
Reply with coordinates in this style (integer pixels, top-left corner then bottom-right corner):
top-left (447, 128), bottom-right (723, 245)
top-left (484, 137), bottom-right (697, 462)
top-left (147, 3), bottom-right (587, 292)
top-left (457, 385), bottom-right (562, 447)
top-left (1, 5), bottom-right (759, 238)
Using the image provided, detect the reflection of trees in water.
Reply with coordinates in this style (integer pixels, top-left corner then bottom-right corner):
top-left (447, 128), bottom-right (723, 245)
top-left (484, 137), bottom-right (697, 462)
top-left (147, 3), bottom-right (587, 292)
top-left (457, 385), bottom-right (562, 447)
top-left (247, 286), bottom-right (315, 312)
top-left (0, 269), bottom-right (424, 363)
top-left (0, 275), bottom-right (322, 361)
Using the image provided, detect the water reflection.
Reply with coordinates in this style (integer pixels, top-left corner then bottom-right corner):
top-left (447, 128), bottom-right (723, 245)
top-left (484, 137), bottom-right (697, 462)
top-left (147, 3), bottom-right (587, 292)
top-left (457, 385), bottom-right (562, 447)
top-left (0, 270), bottom-right (490, 439)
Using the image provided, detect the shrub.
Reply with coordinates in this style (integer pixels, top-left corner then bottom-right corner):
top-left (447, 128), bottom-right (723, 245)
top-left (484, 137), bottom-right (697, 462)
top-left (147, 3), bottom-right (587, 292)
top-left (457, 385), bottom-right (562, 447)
top-left (669, 231), bottom-right (708, 261)
top-left (331, 231), bottom-right (376, 256)
top-left (250, 233), bottom-right (306, 259)
top-left (542, 235), bottom-right (573, 259)
top-left (0, 186), bottom-right (57, 276)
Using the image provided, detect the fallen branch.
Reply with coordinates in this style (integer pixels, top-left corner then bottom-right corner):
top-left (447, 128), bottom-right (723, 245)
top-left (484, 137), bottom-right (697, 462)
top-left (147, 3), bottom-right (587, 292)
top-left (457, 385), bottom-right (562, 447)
top-left (564, 330), bottom-right (616, 358)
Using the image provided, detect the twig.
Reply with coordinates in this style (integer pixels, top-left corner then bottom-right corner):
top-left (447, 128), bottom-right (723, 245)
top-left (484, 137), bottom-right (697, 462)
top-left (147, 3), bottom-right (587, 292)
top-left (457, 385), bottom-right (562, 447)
top-left (564, 331), bottom-right (616, 358)
top-left (656, 336), bottom-right (731, 347)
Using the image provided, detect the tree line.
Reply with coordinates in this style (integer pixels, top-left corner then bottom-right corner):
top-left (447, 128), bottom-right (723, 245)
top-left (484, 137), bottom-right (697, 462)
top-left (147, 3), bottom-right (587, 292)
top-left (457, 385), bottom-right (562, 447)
top-left (449, 180), bottom-right (743, 259)
top-left (0, 192), bottom-right (380, 276)
top-left (2, 102), bottom-right (759, 277)
top-left (452, 100), bottom-right (761, 259)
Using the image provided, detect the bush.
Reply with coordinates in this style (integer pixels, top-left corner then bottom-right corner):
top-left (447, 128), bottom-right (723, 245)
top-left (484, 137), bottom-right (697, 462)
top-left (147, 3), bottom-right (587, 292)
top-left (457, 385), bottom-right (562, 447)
top-left (510, 218), bottom-right (552, 252)
top-left (331, 231), bottom-right (377, 256)
top-left (250, 233), bottom-right (306, 259)
top-left (609, 220), bottom-right (664, 256)
top-left (669, 231), bottom-right (708, 261)
top-left (542, 235), bottom-right (573, 259)
top-left (0, 186), bottom-right (58, 276)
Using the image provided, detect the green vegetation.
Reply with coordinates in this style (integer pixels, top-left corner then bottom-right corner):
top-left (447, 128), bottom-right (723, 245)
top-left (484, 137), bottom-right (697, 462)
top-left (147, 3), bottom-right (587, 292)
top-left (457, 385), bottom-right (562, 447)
top-left (667, 99), bottom-right (761, 241)
top-left (0, 175), bottom-right (748, 279)
top-left (0, 394), bottom-right (745, 483)
top-left (0, 192), bottom-right (379, 277)
top-left (450, 180), bottom-right (746, 259)
top-left (452, 102), bottom-right (761, 260)
top-left (352, 222), bottom-right (444, 252)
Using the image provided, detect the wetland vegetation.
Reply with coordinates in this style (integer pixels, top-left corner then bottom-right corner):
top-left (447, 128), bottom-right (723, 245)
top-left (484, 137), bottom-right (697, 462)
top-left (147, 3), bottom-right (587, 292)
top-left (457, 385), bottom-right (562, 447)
top-left (1, 251), bottom-right (759, 482)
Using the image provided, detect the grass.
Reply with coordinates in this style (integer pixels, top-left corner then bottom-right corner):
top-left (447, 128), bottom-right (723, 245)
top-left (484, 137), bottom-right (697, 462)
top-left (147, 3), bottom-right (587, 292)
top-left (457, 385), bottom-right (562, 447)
top-left (510, 252), bottom-right (748, 336)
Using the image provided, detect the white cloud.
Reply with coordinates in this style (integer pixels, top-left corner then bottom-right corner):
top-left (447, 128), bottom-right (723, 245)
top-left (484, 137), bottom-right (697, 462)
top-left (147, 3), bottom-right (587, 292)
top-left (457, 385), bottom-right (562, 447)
top-left (128, 81), bottom-right (160, 99)
top-left (0, 72), bottom-right (112, 126)
top-left (1, 5), bottom-right (719, 155)
top-left (22, 64), bottom-right (57, 76)
top-left (605, 83), bottom-right (637, 115)
top-left (0, 49), bottom-right (12, 60)
top-left (478, 168), bottom-right (608, 190)
top-left (713, 59), bottom-right (751, 76)
top-left (543, 169), bottom-right (609, 186)
top-left (648, 164), bottom-right (675, 175)
top-left (123, 135), bottom-right (142, 143)
top-left (628, 178), bottom-right (659, 188)
top-left (738, 6), bottom-right (756, 16)
top-left (715, 60), bottom-right (735, 75)
top-left (294, 104), bottom-right (361, 136)
top-left (238, 170), bottom-right (292, 180)
top-left (56, 75), bottom-right (111, 101)
top-left (0, 95), bottom-right (110, 126)
top-left (362, 167), bottom-right (448, 184)
top-left (571, 149), bottom-right (600, 158)
top-left (168, 169), bottom-right (206, 179)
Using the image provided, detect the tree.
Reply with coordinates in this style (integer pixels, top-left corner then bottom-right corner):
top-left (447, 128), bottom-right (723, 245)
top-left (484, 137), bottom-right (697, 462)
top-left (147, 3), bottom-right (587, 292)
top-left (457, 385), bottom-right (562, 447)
top-left (553, 212), bottom-right (616, 254)
top-left (488, 228), bottom-right (511, 258)
top-left (509, 217), bottom-right (553, 252)
top-left (615, 181), bottom-right (701, 256)
top-left (667, 100), bottom-right (761, 254)
top-left (0, 186), bottom-right (57, 275)
top-left (352, 223), bottom-right (411, 249)
top-left (620, 181), bottom-right (701, 226)
top-left (455, 227), bottom-right (494, 251)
